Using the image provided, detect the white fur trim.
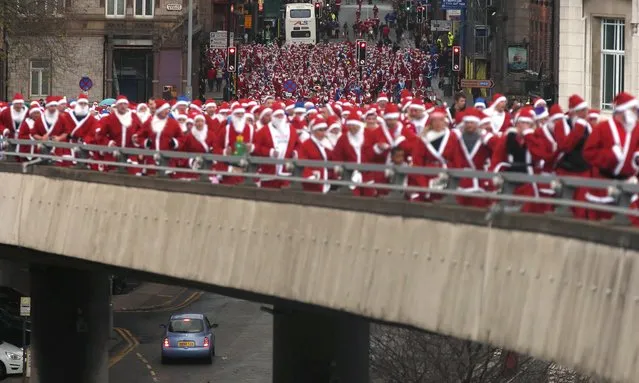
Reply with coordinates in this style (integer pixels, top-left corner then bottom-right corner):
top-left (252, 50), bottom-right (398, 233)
top-left (522, 128), bottom-right (535, 136)
top-left (570, 101), bottom-right (588, 112)
top-left (155, 103), bottom-right (170, 114)
top-left (377, 96), bottom-right (388, 102)
top-left (474, 102), bottom-right (486, 109)
top-left (115, 98), bottom-right (129, 105)
top-left (517, 117), bottom-right (534, 124)
top-left (384, 113), bottom-right (400, 119)
top-left (584, 192), bottom-right (615, 204)
top-left (462, 115), bottom-right (480, 123)
top-left (45, 100), bottom-right (58, 107)
top-left (2, 128), bottom-right (9, 136)
top-left (312, 122), bottom-right (328, 131)
top-left (614, 99), bottom-right (639, 112)
top-left (408, 103), bottom-right (425, 111)
top-left (294, 107), bottom-right (306, 113)
top-left (171, 138), bottom-right (179, 149)
top-left (493, 96), bottom-right (507, 106)
top-left (505, 127), bottom-right (518, 135)
top-left (232, 107), bottom-right (246, 114)
top-left (633, 151), bottom-right (639, 172)
top-left (534, 110), bottom-right (549, 120)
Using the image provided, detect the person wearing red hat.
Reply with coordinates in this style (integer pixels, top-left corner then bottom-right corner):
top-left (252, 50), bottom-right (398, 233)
top-left (298, 115), bottom-right (332, 193)
top-left (451, 107), bottom-right (495, 208)
top-left (376, 93), bottom-right (389, 110)
top-left (411, 106), bottom-right (458, 201)
top-left (136, 103), bottom-right (152, 125)
top-left (135, 99), bottom-right (184, 175)
top-left (322, 115), bottom-right (342, 151)
top-left (490, 106), bottom-right (549, 213)
top-left (0, 93), bottom-right (27, 142)
top-left (213, 104), bottom-right (255, 185)
top-left (30, 96), bottom-right (74, 165)
top-left (95, 95), bottom-right (144, 173)
top-left (587, 109), bottom-right (600, 127)
top-left (174, 114), bottom-right (215, 181)
top-left (64, 93), bottom-right (99, 146)
top-left (12, 105), bottom-right (43, 162)
top-left (551, 94), bottom-right (594, 218)
top-left (253, 106), bottom-right (299, 189)
top-left (584, 92), bottom-right (639, 221)
top-left (484, 93), bottom-right (512, 134)
top-left (406, 99), bottom-right (428, 136)
top-left (332, 107), bottom-right (377, 197)
top-left (255, 106), bottom-right (272, 132)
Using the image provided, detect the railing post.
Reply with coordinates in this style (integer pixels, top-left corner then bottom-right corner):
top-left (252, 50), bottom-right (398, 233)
top-left (242, 156), bottom-right (258, 187)
top-left (199, 158), bottom-right (214, 182)
top-left (610, 188), bottom-right (632, 225)
top-left (153, 152), bottom-right (170, 178)
top-left (73, 145), bottom-right (90, 170)
top-left (496, 177), bottom-right (522, 212)
top-left (338, 166), bottom-right (354, 195)
top-left (38, 143), bottom-right (53, 165)
top-left (553, 181), bottom-right (576, 217)
top-left (439, 172), bottom-right (458, 204)
top-left (288, 162), bottom-right (304, 190)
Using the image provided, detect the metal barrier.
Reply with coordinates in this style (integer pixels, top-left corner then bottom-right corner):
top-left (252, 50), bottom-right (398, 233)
top-left (2, 137), bottom-right (639, 224)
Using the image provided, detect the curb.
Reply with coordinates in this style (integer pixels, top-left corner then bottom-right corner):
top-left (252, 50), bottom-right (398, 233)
top-left (115, 289), bottom-right (203, 313)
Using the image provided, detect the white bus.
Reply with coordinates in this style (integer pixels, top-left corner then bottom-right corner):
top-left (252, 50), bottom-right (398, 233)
top-left (284, 3), bottom-right (317, 44)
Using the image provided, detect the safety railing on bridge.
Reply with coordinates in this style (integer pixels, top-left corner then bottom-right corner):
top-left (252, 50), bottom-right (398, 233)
top-left (1, 137), bottom-right (639, 225)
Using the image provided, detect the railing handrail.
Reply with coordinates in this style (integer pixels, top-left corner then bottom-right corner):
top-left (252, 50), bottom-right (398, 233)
top-left (2, 137), bottom-right (638, 223)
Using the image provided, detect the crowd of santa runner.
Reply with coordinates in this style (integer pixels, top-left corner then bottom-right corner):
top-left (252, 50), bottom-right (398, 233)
top-left (1, 89), bottom-right (639, 225)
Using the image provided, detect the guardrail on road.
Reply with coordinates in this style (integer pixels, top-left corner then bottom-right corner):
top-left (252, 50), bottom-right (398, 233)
top-left (2, 137), bottom-right (638, 224)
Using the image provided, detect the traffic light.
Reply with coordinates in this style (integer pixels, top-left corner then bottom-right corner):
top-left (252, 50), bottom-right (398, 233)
top-left (452, 45), bottom-right (461, 72)
top-left (416, 6), bottom-right (423, 23)
top-left (315, 2), bottom-right (321, 18)
top-left (356, 40), bottom-right (366, 66)
top-left (227, 46), bottom-right (237, 73)
top-left (405, 0), bottom-right (410, 10)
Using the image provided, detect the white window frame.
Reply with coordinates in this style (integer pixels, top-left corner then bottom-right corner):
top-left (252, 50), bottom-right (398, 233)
top-left (106, 0), bottom-right (126, 18)
top-left (134, 0), bottom-right (154, 18)
top-left (600, 18), bottom-right (625, 110)
top-left (29, 60), bottom-right (50, 98)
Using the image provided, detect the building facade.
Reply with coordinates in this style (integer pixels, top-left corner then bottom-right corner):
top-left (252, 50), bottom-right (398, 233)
top-left (558, 0), bottom-right (639, 111)
top-left (7, 0), bottom-right (202, 103)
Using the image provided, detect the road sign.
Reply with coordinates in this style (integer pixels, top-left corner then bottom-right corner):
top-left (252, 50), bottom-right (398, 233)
top-left (431, 20), bottom-right (452, 32)
top-left (460, 79), bottom-right (495, 88)
top-left (166, 3), bottom-right (182, 10)
top-left (79, 76), bottom-right (93, 91)
top-left (209, 31), bottom-right (234, 50)
top-left (20, 297), bottom-right (30, 317)
top-left (441, 0), bottom-right (466, 10)
top-left (283, 80), bottom-right (297, 93)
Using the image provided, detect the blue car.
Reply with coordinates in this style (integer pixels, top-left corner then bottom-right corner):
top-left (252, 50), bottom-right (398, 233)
top-left (160, 313), bottom-right (218, 364)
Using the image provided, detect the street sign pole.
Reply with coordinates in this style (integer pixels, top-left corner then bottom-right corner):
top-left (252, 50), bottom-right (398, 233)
top-left (20, 297), bottom-right (30, 383)
top-left (185, 0), bottom-right (193, 99)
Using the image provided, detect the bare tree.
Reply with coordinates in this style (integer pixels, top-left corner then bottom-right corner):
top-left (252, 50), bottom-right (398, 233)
top-left (370, 325), bottom-right (605, 383)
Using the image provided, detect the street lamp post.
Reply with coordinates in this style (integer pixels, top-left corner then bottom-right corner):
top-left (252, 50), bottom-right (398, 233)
top-left (185, 0), bottom-right (194, 99)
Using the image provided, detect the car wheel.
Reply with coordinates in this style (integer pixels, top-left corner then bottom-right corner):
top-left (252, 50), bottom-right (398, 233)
top-left (0, 362), bottom-right (6, 381)
top-left (161, 356), bottom-right (169, 365)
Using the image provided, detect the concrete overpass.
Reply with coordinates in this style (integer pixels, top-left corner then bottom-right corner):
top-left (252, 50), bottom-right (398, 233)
top-left (1, 163), bottom-right (639, 382)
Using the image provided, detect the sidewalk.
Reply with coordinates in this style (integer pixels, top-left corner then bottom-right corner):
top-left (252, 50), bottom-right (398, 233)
top-left (113, 283), bottom-right (188, 312)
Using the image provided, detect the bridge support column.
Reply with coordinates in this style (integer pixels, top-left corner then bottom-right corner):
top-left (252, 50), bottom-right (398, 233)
top-left (29, 265), bottom-right (110, 383)
top-left (272, 305), bottom-right (369, 383)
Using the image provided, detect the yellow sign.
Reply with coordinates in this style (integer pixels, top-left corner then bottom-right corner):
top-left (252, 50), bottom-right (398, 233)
top-left (244, 15), bottom-right (252, 28)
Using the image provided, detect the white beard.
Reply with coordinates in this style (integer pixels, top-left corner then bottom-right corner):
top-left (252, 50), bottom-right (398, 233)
top-left (74, 104), bottom-right (89, 117)
top-left (191, 126), bottom-right (208, 143)
top-left (411, 115), bottom-right (428, 135)
top-left (44, 110), bottom-right (59, 126)
top-left (425, 129), bottom-right (446, 143)
top-left (215, 115), bottom-right (226, 123)
top-left (178, 122), bottom-right (188, 133)
top-left (347, 128), bottom-right (364, 149)
top-left (151, 115), bottom-right (167, 134)
top-left (326, 131), bottom-right (341, 147)
top-left (271, 117), bottom-right (286, 131)
top-left (11, 106), bottom-right (27, 124)
top-left (137, 111), bottom-right (151, 124)
top-left (116, 110), bottom-right (132, 129)
top-left (231, 116), bottom-right (246, 133)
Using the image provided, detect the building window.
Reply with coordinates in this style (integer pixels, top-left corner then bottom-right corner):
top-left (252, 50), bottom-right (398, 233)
top-left (135, 0), bottom-right (154, 17)
top-left (106, 0), bottom-right (126, 17)
top-left (30, 60), bottom-right (50, 98)
top-left (600, 19), bottom-right (625, 110)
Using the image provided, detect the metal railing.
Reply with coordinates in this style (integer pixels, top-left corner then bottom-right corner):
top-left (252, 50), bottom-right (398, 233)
top-left (2, 137), bottom-right (639, 225)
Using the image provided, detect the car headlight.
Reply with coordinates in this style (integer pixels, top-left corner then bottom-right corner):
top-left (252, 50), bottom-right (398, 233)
top-left (5, 351), bottom-right (21, 361)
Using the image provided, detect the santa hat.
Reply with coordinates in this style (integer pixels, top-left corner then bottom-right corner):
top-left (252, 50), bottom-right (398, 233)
top-left (377, 93), bottom-right (389, 103)
top-left (155, 99), bottom-right (170, 114)
top-left (427, 107), bottom-right (447, 124)
top-left (588, 108), bottom-right (600, 120)
top-left (327, 115), bottom-right (341, 131)
top-left (175, 113), bottom-right (188, 121)
top-left (383, 103), bottom-right (401, 120)
top-left (28, 105), bottom-right (41, 116)
top-left (136, 103), bottom-right (148, 112)
top-left (408, 99), bottom-right (426, 111)
top-left (548, 104), bottom-right (565, 122)
top-left (258, 107), bottom-right (273, 120)
top-left (58, 96), bottom-right (68, 105)
top-left (218, 102), bottom-right (230, 114)
top-left (115, 95), bottom-right (129, 106)
top-left (231, 104), bottom-right (245, 115)
top-left (271, 105), bottom-right (285, 117)
top-left (479, 111), bottom-right (491, 126)
top-left (284, 100), bottom-right (295, 111)
top-left (515, 107), bottom-right (535, 124)
top-left (45, 96), bottom-right (58, 107)
top-left (175, 96), bottom-right (190, 107)
top-left (474, 98), bottom-right (486, 109)
top-left (304, 101), bottom-right (314, 109)
top-left (345, 107), bottom-right (364, 128)
top-left (462, 108), bottom-right (481, 124)
top-left (490, 93), bottom-right (507, 108)
top-left (293, 101), bottom-right (306, 114)
top-left (454, 111), bottom-right (465, 129)
top-left (190, 99), bottom-right (203, 112)
top-left (203, 99), bottom-right (217, 109)
top-left (29, 100), bottom-right (40, 108)
top-left (12, 93), bottom-right (25, 104)
top-left (613, 92), bottom-right (639, 113)
top-left (193, 114), bottom-right (206, 122)
top-left (310, 116), bottom-right (328, 131)
top-left (533, 97), bottom-right (547, 108)
top-left (77, 93), bottom-right (89, 104)
top-left (568, 94), bottom-right (588, 112)
top-left (533, 106), bottom-right (549, 120)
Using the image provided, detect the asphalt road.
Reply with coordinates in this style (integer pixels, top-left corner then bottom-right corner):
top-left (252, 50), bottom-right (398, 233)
top-left (111, 292), bottom-right (272, 383)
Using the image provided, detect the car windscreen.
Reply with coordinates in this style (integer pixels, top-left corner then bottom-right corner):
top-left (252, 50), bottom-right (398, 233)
top-left (289, 9), bottom-right (311, 18)
top-left (168, 319), bottom-right (204, 333)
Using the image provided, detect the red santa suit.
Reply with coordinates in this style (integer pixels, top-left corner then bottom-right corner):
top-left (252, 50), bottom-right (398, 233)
top-left (136, 102), bottom-right (184, 175)
top-left (451, 109), bottom-right (495, 207)
top-left (175, 118), bottom-right (215, 181)
top-left (213, 106), bottom-right (255, 185)
top-left (14, 108), bottom-right (42, 161)
top-left (253, 111), bottom-right (299, 189)
top-left (0, 96), bottom-right (28, 142)
top-left (96, 108), bottom-right (143, 173)
top-left (332, 120), bottom-right (376, 197)
top-left (298, 134), bottom-right (332, 193)
top-left (583, 93), bottom-right (639, 222)
top-left (31, 102), bottom-right (71, 166)
top-left (484, 94), bottom-right (512, 134)
top-left (412, 126), bottom-right (458, 201)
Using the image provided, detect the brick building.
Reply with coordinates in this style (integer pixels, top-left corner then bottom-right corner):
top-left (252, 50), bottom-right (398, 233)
top-left (6, 0), bottom-right (203, 103)
top-left (558, 0), bottom-right (639, 112)
top-left (528, 0), bottom-right (553, 76)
